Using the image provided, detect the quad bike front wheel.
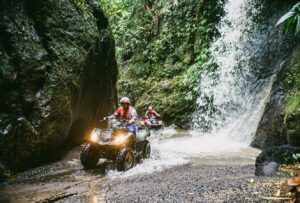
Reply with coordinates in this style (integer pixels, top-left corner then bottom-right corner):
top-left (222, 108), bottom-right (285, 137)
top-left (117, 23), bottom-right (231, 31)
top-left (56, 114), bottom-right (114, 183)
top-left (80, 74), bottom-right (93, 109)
top-left (80, 144), bottom-right (100, 169)
top-left (116, 148), bottom-right (134, 171)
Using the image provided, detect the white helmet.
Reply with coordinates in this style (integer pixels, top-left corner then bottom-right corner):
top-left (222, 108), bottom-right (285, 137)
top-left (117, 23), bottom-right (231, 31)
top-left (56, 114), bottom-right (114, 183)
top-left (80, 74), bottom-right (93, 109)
top-left (120, 97), bottom-right (130, 104)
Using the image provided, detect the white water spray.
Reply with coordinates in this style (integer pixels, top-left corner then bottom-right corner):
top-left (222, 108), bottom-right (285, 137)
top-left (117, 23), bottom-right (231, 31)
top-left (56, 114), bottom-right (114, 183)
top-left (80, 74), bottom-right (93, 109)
top-left (108, 0), bottom-right (276, 178)
top-left (191, 0), bottom-right (275, 144)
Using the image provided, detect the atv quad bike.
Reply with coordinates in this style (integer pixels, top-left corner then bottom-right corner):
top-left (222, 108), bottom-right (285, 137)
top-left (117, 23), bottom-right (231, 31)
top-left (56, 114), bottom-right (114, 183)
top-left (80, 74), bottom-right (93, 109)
top-left (80, 119), bottom-right (151, 171)
top-left (140, 118), bottom-right (164, 130)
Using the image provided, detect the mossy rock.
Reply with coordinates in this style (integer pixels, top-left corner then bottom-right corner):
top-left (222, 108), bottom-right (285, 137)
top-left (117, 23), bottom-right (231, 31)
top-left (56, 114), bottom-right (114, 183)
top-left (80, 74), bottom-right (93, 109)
top-left (0, 0), bottom-right (117, 173)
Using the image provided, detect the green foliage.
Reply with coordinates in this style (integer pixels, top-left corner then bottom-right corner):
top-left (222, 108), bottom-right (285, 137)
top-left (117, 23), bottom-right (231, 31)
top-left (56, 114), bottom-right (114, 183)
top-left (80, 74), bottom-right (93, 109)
top-left (283, 49), bottom-right (300, 146)
top-left (99, 0), bottom-right (142, 59)
top-left (285, 91), bottom-right (300, 116)
top-left (276, 2), bottom-right (300, 35)
top-left (284, 50), bottom-right (300, 121)
top-left (74, 0), bottom-right (94, 20)
top-left (101, 0), bottom-right (224, 127)
top-left (74, 0), bottom-right (89, 12)
top-left (293, 153), bottom-right (300, 162)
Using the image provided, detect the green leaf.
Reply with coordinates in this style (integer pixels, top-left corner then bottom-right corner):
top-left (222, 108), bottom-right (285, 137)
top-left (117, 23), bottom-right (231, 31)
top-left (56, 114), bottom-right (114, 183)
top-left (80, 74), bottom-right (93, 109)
top-left (286, 18), bottom-right (293, 32)
top-left (296, 16), bottom-right (300, 34)
top-left (277, 2), bottom-right (300, 35)
top-left (276, 11), bottom-right (295, 26)
top-left (292, 2), bottom-right (300, 11)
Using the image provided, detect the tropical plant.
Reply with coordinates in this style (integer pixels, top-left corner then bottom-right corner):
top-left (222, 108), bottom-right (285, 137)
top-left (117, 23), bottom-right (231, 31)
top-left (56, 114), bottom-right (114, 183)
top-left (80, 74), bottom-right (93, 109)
top-left (276, 2), bottom-right (300, 35)
top-left (293, 154), bottom-right (300, 163)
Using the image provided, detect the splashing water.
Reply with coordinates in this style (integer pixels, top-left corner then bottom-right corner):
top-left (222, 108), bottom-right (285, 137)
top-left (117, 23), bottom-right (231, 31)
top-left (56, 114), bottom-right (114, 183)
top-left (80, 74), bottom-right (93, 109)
top-left (107, 127), bottom-right (260, 178)
top-left (191, 0), bottom-right (275, 144)
top-left (108, 0), bottom-right (278, 178)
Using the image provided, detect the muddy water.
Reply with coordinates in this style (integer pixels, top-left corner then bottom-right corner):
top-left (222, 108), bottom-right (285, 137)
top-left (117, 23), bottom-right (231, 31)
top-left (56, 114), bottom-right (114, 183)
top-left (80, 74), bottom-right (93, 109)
top-left (0, 128), bottom-right (261, 202)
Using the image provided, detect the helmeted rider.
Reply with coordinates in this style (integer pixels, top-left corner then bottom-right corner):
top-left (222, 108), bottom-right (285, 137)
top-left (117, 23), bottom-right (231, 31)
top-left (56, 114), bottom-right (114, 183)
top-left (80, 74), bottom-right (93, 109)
top-left (110, 97), bottom-right (138, 136)
top-left (145, 106), bottom-right (160, 124)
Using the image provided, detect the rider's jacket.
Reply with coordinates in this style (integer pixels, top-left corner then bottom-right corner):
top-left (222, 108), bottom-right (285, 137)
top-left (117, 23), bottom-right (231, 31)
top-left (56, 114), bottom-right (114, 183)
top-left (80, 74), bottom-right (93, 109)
top-left (114, 106), bottom-right (138, 122)
top-left (145, 110), bottom-right (160, 119)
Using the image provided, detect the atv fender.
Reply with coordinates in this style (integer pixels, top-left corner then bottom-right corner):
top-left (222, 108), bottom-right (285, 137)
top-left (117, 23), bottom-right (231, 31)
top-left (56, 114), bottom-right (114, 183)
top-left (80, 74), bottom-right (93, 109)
top-left (136, 130), bottom-right (150, 141)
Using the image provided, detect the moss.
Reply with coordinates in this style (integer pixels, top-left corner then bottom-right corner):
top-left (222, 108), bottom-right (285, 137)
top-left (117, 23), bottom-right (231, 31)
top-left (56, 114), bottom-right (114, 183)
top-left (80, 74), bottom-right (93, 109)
top-left (283, 48), bottom-right (300, 146)
top-left (0, 0), bottom-right (117, 172)
top-left (284, 49), bottom-right (300, 120)
top-left (285, 91), bottom-right (300, 118)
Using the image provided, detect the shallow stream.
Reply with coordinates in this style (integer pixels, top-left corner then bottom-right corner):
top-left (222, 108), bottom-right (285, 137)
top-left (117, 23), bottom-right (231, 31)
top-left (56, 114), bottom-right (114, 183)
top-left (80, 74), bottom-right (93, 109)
top-left (0, 128), bottom-right (260, 202)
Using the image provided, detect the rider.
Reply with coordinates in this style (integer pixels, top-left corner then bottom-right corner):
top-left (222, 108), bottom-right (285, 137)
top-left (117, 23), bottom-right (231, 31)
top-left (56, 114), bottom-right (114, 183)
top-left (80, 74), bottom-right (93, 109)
top-left (144, 106), bottom-right (160, 124)
top-left (110, 97), bottom-right (138, 136)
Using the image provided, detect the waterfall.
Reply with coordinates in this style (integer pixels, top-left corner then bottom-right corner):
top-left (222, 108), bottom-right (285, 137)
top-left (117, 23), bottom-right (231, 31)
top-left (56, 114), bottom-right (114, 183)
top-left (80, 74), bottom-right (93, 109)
top-left (109, 0), bottom-right (293, 177)
top-left (191, 0), bottom-right (276, 144)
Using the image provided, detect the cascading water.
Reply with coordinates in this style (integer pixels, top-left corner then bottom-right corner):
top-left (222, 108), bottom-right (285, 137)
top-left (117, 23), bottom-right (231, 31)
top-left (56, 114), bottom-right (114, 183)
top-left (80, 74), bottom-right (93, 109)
top-left (110, 0), bottom-right (290, 177)
top-left (191, 0), bottom-right (276, 145)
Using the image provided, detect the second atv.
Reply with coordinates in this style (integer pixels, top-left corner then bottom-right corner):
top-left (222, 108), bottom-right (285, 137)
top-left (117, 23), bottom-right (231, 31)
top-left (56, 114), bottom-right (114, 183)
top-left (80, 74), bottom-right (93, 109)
top-left (140, 118), bottom-right (164, 130)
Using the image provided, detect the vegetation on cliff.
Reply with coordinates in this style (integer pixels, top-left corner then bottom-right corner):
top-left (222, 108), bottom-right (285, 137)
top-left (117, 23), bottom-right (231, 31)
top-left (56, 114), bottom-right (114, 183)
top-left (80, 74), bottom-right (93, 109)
top-left (275, 2), bottom-right (300, 147)
top-left (100, 0), bottom-right (224, 127)
top-left (283, 47), bottom-right (300, 146)
top-left (280, 2), bottom-right (300, 123)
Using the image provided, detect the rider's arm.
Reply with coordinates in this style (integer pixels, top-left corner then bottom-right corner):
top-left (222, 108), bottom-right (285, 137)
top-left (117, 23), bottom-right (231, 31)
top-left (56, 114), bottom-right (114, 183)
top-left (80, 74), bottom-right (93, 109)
top-left (128, 108), bottom-right (138, 124)
top-left (144, 111), bottom-right (149, 119)
top-left (107, 115), bottom-right (116, 119)
top-left (105, 114), bottom-right (116, 120)
top-left (109, 107), bottom-right (122, 119)
top-left (153, 110), bottom-right (160, 118)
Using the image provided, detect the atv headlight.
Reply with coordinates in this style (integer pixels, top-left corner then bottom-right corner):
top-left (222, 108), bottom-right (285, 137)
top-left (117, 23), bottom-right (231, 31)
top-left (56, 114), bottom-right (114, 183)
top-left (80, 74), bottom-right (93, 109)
top-left (90, 131), bottom-right (99, 142)
top-left (114, 135), bottom-right (128, 144)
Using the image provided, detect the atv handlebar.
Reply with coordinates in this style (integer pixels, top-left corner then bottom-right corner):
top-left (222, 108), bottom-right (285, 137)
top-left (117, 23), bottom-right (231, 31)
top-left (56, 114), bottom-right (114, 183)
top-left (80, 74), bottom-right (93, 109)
top-left (101, 116), bottom-right (130, 128)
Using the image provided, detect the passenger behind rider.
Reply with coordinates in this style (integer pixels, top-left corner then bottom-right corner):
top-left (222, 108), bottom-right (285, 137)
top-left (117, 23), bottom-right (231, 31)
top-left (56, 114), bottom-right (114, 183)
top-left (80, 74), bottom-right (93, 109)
top-left (144, 106), bottom-right (160, 124)
top-left (108, 97), bottom-right (138, 136)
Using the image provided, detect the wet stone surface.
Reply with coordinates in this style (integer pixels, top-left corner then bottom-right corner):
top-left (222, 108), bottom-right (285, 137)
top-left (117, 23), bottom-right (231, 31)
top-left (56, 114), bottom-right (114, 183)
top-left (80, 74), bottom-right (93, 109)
top-left (106, 164), bottom-right (287, 203)
top-left (0, 131), bottom-right (290, 202)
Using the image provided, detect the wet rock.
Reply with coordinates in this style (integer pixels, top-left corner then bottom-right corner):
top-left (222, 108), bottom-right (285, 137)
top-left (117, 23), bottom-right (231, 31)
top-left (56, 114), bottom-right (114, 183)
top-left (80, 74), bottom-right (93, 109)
top-left (251, 1), bottom-right (299, 149)
top-left (255, 145), bottom-right (300, 176)
top-left (286, 107), bottom-right (300, 146)
top-left (262, 162), bottom-right (279, 176)
top-left (253, 45), bottom-right (300, 149)
top-left (251, 69), bottom-right (288, 149)
top-left (0, 0), bottom-right (117, 174)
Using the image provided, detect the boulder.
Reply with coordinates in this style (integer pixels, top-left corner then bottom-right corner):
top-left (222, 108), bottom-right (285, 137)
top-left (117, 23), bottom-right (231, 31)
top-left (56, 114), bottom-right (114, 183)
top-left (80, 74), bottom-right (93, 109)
top-left (255, 145), bottom-right (300, 176)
